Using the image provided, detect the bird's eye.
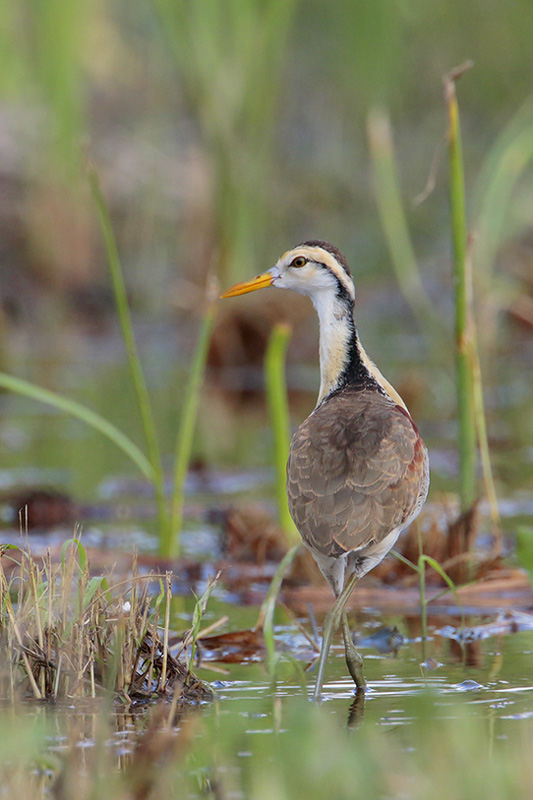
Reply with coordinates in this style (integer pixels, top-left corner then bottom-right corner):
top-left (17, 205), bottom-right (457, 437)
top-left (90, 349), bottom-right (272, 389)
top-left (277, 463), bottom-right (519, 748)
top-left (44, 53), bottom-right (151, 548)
top-left (291, 256), bottom-right (307, 268)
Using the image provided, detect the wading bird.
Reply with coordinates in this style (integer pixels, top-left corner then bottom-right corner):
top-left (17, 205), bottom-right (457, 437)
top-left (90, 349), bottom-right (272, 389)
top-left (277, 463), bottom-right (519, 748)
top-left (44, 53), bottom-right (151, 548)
top-left (222, 241), bottom-right (429, 699)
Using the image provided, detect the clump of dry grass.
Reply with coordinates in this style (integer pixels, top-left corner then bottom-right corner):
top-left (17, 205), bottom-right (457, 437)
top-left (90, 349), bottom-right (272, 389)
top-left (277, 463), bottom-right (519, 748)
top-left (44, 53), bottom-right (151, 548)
top-left (0, 539), bottom-right (212, 706)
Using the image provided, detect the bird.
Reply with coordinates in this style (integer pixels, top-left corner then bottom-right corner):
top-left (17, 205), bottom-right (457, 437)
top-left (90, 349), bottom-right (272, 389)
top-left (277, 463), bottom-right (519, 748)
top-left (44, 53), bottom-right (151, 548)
top-left (221, 240), bottom-right (429, 699)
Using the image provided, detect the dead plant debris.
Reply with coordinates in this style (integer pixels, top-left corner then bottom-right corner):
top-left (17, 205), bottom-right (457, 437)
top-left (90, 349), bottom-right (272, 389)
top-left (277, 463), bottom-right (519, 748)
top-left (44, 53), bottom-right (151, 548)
top-left (0, 542), bottom-right (212, 706)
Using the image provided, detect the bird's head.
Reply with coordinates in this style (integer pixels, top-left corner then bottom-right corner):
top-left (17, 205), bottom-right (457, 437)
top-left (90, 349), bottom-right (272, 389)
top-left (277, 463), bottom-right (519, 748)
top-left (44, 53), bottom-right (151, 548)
top-left (221, 240), bottom-right (355, 303)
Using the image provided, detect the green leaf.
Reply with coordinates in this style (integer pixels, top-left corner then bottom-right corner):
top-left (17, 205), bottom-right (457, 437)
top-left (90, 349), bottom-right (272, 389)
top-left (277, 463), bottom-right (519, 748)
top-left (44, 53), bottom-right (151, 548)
top-left (516, 527), bottom-right (533, 586)
top-left (419, 554), bottom-right (465, 630)
top-left (83, 576), bottom-right (110, 610)
top-left (188, 571), bottom-right (222, 666)
top-left (88, 167), bottom-right (168, 542)
top-left (60, 538), bottom-right (87, 573)
top-left (260, 544), bottom-right (300, 677)
top-left (0, 372), bottom-right (154, 481)
top-left (265, 324), bottom-right (300, 545)
top-left (168, 300), bottom-right (216, 558)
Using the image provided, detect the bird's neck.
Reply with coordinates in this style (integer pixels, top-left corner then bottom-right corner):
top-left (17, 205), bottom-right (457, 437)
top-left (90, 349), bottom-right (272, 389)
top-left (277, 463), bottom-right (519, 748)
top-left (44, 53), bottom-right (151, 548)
top-left (311, 290), bottom-right (408, 410)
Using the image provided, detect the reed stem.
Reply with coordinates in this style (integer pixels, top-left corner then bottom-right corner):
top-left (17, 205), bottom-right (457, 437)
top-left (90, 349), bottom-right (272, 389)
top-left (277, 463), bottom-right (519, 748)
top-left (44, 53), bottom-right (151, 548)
top-left (264, 323), bottom-right (300, 545)
top-left (168, 291), bottom-right (216, 558)
top-left (444, 65), bottom-right (478, 512)
top-left (367, 108), bottom-right (439, 342)
top-left (88, 167), bottom-right (169, 539)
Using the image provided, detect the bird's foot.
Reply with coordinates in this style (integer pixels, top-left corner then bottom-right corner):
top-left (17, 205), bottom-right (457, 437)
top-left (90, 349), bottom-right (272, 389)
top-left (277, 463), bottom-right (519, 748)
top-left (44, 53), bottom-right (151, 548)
top-left (342, 611), bottom-right (366, 689)
top-left (343, 633), bottom-right (366, 689)
top-left (312, 579), bottom-right (363, 701)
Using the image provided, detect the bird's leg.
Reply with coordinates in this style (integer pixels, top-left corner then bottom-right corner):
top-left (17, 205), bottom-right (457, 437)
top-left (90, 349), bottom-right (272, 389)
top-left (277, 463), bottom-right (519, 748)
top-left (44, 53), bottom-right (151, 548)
top-left (312, 606), bottom-right (336, 701)
top-left (312, 571), bottom-right (361, 700)
top-left (341, 611), bottom-right (365, 689)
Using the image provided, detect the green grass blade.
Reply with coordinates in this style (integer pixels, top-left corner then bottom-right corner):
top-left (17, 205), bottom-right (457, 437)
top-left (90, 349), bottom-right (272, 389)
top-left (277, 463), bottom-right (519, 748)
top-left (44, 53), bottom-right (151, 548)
top-left (444, 64), bottom-right (500, 541)
top-left (88, 167), bottom-right (168, 535)
top-left (471, 344), bottom-right (500, 533)
top-left (188, 570), bottom-right (222, 668)
top-left (264, 323), bottom-right (300, 545)
top-left (444, 65), bottom-right (478, 512)
top-left (260, 544), bottom-right (301, 678)
top-left (473, 99), bottom-right (533, 304)
top-left (367, 108), bottom-right (441, 341)
top-left (0, 372), bottom-right (155, 481)
top-left (167, 293), bottom-right (217, 558)
top-left (82, 576), bottom-right (110, 611)
top-left (60, 537), bottom-right (87, 573)
top-left (391, 550), bottom-right (419, 573)
top-left (417, 551), bottom-right (428, 648)
top-left (516, 527), bottom-right (533, 588)
top-left (419, 554), bottom-right (465, 631)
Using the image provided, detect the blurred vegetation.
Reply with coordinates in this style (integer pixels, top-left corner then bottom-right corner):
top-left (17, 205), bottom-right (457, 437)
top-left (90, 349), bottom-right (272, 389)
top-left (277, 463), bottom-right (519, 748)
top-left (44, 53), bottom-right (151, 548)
top-left (2, 690), bottom-right (533, 799)
top-left (3, 0), bottom-right (533, 293)
top-left (265, 323), bottom-right (299, 543)
top-left (0, 0), bottom-right (532, 506)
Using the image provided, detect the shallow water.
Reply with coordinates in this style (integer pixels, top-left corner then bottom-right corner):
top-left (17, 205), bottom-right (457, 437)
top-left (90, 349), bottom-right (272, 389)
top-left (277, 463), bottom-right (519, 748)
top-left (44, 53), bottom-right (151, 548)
top-left (20, 613), bottom-right (533, 771)
top-left (185, 599), bottom-right (533, 736)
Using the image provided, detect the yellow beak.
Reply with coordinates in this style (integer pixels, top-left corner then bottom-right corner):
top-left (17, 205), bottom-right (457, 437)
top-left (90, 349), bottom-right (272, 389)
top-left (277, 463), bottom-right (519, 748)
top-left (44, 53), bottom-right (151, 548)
top-left (220, 271), bottom-right (274, 298)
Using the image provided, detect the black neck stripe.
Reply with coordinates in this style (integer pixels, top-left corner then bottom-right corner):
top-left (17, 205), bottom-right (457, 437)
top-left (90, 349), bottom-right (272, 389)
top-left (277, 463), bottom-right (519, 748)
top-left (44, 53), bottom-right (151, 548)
top-left (321, 274), bottom-right (383, 394)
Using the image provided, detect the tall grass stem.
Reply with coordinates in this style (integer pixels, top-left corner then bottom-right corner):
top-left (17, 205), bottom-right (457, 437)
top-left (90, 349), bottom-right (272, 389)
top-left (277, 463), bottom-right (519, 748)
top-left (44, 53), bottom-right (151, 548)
top-left (88, 167), bottom-right (168, 538)
top-left (471, 309), bottom-right (501, 537)
top-left (367, 108), bottom-right (441, 342)
top-left (168, 291), bottom-right (217, 558)
top-left (260, 544), bottom-right (301, 679)
top-left (444, 66), bottom-right (478, 511)
top-left (264, 323), bottom-right (300, 545)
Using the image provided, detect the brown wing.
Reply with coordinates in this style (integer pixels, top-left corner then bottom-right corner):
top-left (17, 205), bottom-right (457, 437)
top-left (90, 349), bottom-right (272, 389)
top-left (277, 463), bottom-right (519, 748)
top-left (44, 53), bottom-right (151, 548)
top-left (287, 387), bottom-right (427, 558)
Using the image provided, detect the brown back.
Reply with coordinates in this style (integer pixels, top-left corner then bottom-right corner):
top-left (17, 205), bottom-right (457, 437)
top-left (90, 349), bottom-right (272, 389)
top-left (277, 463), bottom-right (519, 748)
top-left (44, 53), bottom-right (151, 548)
top-left (287, 387), bottom-right (427, 557)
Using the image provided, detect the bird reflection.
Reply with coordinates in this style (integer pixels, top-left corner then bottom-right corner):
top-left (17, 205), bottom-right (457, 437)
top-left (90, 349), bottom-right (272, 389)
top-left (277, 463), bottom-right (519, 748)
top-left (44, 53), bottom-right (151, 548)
top-left (347, 688), bottom-right (366, 727)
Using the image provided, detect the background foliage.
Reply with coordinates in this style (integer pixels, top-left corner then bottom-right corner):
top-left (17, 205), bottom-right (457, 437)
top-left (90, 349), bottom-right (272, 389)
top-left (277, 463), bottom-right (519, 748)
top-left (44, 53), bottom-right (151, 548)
top-left (0, 0), bottom-right (532, 510)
